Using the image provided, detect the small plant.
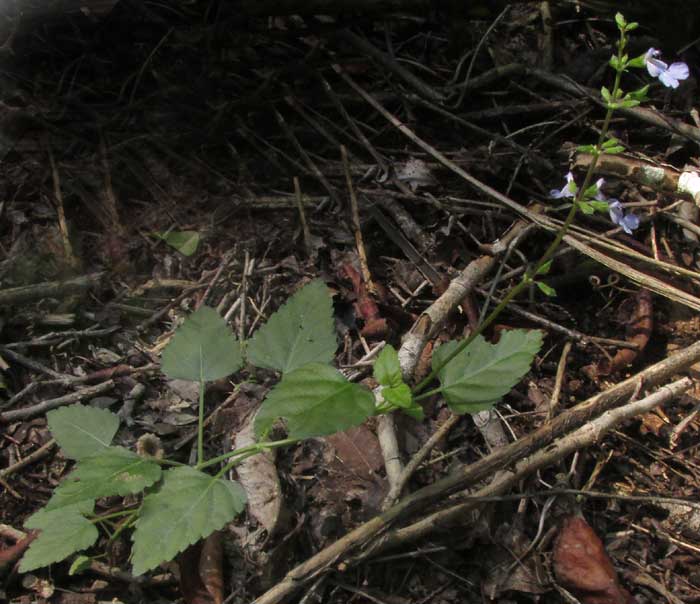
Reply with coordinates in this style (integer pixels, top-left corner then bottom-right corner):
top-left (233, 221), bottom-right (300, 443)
top-left (19, 13), bottom-right (687, 577)
top-left (19, 279), bottom-right (541, 575)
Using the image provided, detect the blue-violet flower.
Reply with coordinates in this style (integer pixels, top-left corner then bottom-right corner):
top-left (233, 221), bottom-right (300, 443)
top-left (608, 199), bottom-right (640, 234)
top-left (550, 171), bottom-right (576, 198)
top-left (645, 48), bottom-right (689, 89)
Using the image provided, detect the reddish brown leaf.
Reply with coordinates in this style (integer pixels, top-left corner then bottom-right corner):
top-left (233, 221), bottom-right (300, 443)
top-left (597, 289), bottom-right (653, 376)
top-left (178, 532), bottom-right (224, 604)
top-left (339, 263), bottom-right (388, 338)
top-left (0, 531), bottom-right (37, 573)
top-left (200, 532), bottom-right (224, 604)
top-left (553, 515), bottom-right (634, 604)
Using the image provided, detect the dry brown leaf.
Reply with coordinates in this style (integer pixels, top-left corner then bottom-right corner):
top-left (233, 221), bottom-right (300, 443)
top-left (234, 417), bottom-right (284, 536)
top-left (553, 515), bottom-right (634, 604)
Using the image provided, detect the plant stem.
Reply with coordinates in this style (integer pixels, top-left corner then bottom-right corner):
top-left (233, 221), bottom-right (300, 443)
top-left (106, 513), bottom-right (138, 543)
top-left (195, 436), bottom-right (299, 471)
top-left (90, 509), bottom-right (139, 523)
top-left (197, 356), bottom-right (205, 465)
top-left (411, 28), bottom-right (628, 397)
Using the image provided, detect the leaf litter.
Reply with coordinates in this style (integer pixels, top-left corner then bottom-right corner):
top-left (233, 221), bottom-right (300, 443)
top-left (1, 2), bottom-right (700, 603)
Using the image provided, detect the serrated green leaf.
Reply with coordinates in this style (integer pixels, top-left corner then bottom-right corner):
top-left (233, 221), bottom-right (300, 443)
top-left (154, 230), bottom-right (200, 256)
top-left (20, 511), bottom-right (98, 572)
top-left (131, 467), bottom-right (246, 575)
top-left (46, 447), bottom-right (161, 510)
top-left (161, 306), bottom-right (242, 382)
top-left (247, 280), bottom-right (337, 374)
top-left (254, 363), bottom-right (375, 440)
top-left (433, 330), bottom-right (543, 414)
top-left (48, 404), bottom-right (119, 460)
top-left (382, 383), bottom-right (412, 409)
top-left (381, 383), bottom-right (423, 420)
top-left (373, 345), bottom-right (403, 388)
top-left (26, 499), bottom-right (94, 530)
top-left (69, 555), bottom-right (92, 575)
top-left (536, 281), bottom-right (557, 297)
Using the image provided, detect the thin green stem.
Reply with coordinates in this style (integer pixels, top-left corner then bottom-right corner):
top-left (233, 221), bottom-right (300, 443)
top-left (197, 373), bottom-right (205, 466)
top-left (413, 386), bottom-right (443, 402)
top-left (106, 512), bottom-right (138, 544)
top-left (411, 28), bottom-right (628, 398)
top-left (90, 508), bottom-right (138, 524)
top-left (195, 437), bottom-right (299, 471)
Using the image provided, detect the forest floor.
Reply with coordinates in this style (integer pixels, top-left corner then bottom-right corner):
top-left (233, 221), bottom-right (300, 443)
top-left (2, 1), bottom-right (700, 603)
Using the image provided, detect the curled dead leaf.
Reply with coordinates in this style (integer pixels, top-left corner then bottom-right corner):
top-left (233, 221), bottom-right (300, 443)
top-left (553, 515), bottom-right (634, 604)
top-left (234, 418), bottom-right (283, 536)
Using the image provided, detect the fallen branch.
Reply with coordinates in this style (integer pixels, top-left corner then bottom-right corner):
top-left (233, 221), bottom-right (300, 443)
top-left (371, 377), bottom-right (692, 555)
top-left (0, 380), bottom-right (115, 423)
top-left (0, 272), bottom-right (105, 306)
top-left (252, 340), bottom-right (700, 604)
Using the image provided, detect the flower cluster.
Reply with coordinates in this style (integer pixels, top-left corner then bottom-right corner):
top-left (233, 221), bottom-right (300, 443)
top-left (550, 173), bottom-right (639, 234)
top-left (644, 48), bottom-right (689, 89)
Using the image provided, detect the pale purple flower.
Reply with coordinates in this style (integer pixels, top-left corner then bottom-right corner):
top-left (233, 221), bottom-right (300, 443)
top-left (550, 171), bottom-right (576, 198)
top-left (593, 178), bottom-right (605, 200)
top-left (645, 48), bottom-right (689, 89)
top-left (608, 199), bottom-right (640, 234)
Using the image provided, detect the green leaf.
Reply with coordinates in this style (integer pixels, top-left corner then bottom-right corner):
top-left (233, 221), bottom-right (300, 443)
top-left (254, 363), bottom-right (375, 440)
top-left (26, 499), bottom-right (94, 530)
top-left (577, 201), bottom-right (595, 215)
top-left (69, 555), bottom-right (92, 576)
top-left (433, 329), bottom-right (543, 414)
top-left (247, 280), bottom-right (337, 374)
top-left (536, 281), bottom-right (557, 297)
top-left (603, 145), bottom-right (625, 155)
top-left (20, 511), bottom-right (98, 572)
top-left (373, 345), bottom-right (403, 388)
top-left (131, 467), bottom-right (246, 575)
top-left (576, 144), bottom-right (597, 154)
top-left (381, 383), bottom-right (423, 420)
top-left (46, 447), bottom-right (161, 510)
top-left (600, 86), bottom-right (612, 103)
top-left (536, 260), bottom-right (552, 276)
top-left (618, 98), bottom-right (640, 108)
top-left (602, 137), bottom-right (619, 149)
top-left (627, 54), bottom-right (646, 69)
top-left (625, 21), bottom-right (638, 31)
top-left (154, 231), bottom-right (200, 257)
top-left (48, 404), bottom-right (119, 460)
top-left (628, 84), bottom-right (649, 100)
top-left (583, 183), bottom-right (600, 199)
top-left (614, 12), bottom-right (626, 30)
top-left (382, 383), bottom-right (412, 408)
top-left (590, 200), bottom-right (611, 213)
top-left (161, 306), bottom-right (242, 382)
top-left (609, 55), bottom-right (620, 70)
